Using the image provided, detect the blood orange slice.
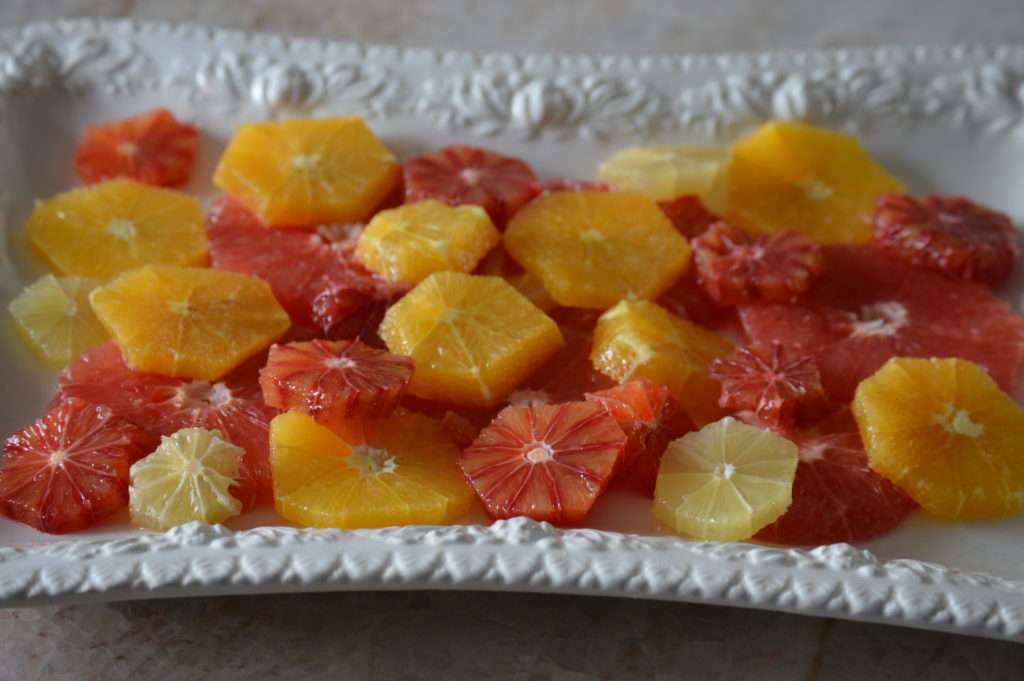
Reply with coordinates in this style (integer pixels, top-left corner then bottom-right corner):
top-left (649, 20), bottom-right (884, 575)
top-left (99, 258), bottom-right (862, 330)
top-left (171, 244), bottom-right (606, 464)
top-left (260, 339), bottom-right (414, 428)
top-left (74, 109), bottom-right (199, 187)
top-left (459, 402), bottom-right (626, 524)
top-left (753, 407), bottom-right (917, 545)
top-left (52, 341), bottom-right (278, 508)
top-left (403, 145), bottom-right (541, 228)
top-left (0, 398), bottom-right (152, 534)
top-left (657, 195), bottom-right (722, 240)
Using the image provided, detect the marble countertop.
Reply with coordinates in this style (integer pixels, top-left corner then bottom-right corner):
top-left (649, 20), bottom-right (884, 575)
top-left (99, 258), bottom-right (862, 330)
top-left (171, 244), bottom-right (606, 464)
top-left (3, 1), bottom-right (1024, 679)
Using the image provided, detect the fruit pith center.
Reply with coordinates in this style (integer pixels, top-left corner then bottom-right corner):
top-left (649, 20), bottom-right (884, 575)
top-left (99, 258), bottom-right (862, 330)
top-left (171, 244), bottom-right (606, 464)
top-left (798, 178), bottom-right (834, 201)
top-left (525, 443), bottom-right (553, 463)
top-left (106, 219), bottom-right (138, 240)
top-left (291, 153), bottom-right (323, 171)
top-left (850, 301), bottom-right (908, 337)
top-left (177, 380), bottom-right (234, 408)
top-left (934, 404), bottom-right (985, 438)
top-left (347, 445), bottom-right (398, 476)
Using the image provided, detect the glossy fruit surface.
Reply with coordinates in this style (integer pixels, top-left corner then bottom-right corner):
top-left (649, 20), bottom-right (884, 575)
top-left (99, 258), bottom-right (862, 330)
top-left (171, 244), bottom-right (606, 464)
top-left (214, 117), bottom-right (399, 227)
top-left (26, 179), bottom-right (207, 279)
top-left (595, 145), bottom-right (729, 209)
top-left (0, 398), bottom-right (151, 534)
top-left (459, 402), bottom-right (626, 524)
top-left (270, 411), bottom-right (473, 528)
top-left (657, 195), bottom-right (723, 239)
top-left (853, 357), bottom-right (1024, 519)
top-left (90, 265), bottom-right (290, 381)
top-left (504, 191), bottom-right (691, 309)
top-left (9, 274), bottom-right (108, 368)
top-left (379, 272), bottom-right (563, 407)
top-left (74, 109), bottom-right (198, 187)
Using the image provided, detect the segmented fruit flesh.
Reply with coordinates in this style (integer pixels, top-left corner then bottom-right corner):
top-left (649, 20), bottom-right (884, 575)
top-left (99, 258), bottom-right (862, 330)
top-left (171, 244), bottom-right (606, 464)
top-left (74, 108), bottom-right (198, 187)
top-left (129, 427), bottom-right (244, 530)
top-left (260, 339), bottom-right (414, 428)
top-left (402, 145), bottom-right (541, 228)
top-left (873, 193), bottom-right (1020, 285)
top-left (459, 402), bottom-right (627, 524)
top-left (595, 145), bottom-right (729, 209)
top-left (710, 342), bottom-right (827, 429)
top-left (53, 340), bottom-right (278, 508)
top-left (8, 274), bottom-right (108, 369)
top-left (0, 398), bottom-right (152, 534)
top-left (854, 357), bottom-right (1024, 520)
top-left (692, 222), bottom-right (825, 305)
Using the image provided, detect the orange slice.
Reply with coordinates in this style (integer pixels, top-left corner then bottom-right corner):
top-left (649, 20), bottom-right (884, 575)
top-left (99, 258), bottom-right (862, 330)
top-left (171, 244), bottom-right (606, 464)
top-left (270, 410), bottom-right (473, 528)
top-left (89, 265), bottom-right (290, 380)
top-left (213, 117), bottom-right (399, 227)
top-left (26, 179), bottom-right (207, 278)
top-left (503, 191), bottom-right (691, 309)
top-left (379, 271), bottom-right (563, 407)
top-left (724, 120), bottom-right (905, 244)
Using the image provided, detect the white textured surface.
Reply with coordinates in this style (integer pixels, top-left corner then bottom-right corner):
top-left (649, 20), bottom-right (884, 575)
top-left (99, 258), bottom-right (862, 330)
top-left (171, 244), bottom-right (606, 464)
top-left (3, 2), bottom-right (1024, 679)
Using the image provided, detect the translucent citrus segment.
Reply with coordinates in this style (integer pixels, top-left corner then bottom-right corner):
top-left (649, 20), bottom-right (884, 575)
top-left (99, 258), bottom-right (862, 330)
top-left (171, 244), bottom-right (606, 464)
top-left (129, 427), bottom-right (244, 530)
top-left (355, 199), bottom-right (500, 284)
top-left (8, 274), bottom-right (108, 368)
top-left (26, 179), bottom-right (208, 279)
top-left (590, 300), bottom-right (733, 424)
top-left (89, 265), bottom-right (290, 381)
top-left (503, 191), bottom-right (691, 309)
top-left (270, 410), bottom-right (473, 529)
top-left (595, 145), bottom-right (729, 210)
top-left (213, 117), bottom-right (400, 227)
top-left (653, 416), bottom-right (798, 541)
top-left (379, 272), bottom-right (564, 407)
top-left (853, 357), bottom-right (1024, 520)
top-left (724, 121), bottom-right (905, 244)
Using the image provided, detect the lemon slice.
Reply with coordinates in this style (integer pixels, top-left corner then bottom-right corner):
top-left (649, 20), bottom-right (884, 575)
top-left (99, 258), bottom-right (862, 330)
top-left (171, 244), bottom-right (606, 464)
top-left (8, 274), bottom-right (108, 368)
top-left (595, 145), bottom-right (729, 210)
top-left (654, 416), bottom-right (798, 541)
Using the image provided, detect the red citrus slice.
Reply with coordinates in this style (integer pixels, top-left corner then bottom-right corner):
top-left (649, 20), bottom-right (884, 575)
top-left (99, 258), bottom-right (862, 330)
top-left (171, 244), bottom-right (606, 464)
top-left (657, 195), bottom-right (722, 239)
top-left (402, 145), bottom-right (541, 227)
top-left (74, 109), bottom-right (198, 187)
top-left (260, 339), bottom-right (414, 428)
top-left (541, 178), bottom-right (616, 193)
top-left (753, 407), bottom-right (917, 545)
top-left (584, 380), bottom-right (695, 495)
top-left (873, 193), bottom-right (1020, 285)
top-left (51, 341), bottom-right (278, 508)
top-left (459, 402), bottom-right (626, 524)
top-left (709, 342), bottom-right (827, 429)
top-left (692, 222), bottom-right (825, 305)
top-left (739, 245), bottom-right (1024, 401)
top-left (0, 398), bottom-right (152, 534)
top-left (656, 271), bottom-right (734, 329)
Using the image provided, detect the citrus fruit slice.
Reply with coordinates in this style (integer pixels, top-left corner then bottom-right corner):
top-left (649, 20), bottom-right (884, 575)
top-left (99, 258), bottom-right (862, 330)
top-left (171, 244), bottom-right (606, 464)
top-left (724, 120), bottom-right (905, 244)
top-left (270, 410), bottom-right (473, 528)
top-left (8, 274), bottom-right (108, 368)
top-left (584, 380), bottom-right (695, 495)
top-left (653, 416), bottom-right (798, 541)
top-left (595, 145), bottom-right (729, 210)
top-left (355, 200), bottom-right (500, 284)
top-left (459, 402), bottom-right (626, 524)
top-left (739, 245), bottom-right (1024, 401)
top-left (53, 340), bottom-right (278, 509)
top-left (656, 271), bottom-right (734, 330)
top-left (753, 407), bottom-right (917, 545)
top-left (213, 117), bottom-right (400, 227)
top-left (657, 195), bottom-right (723, 239)
top-left (260, 339), bottom-right (414, 427)
top-left (692, 222), bottom-right (825, 305)
top-left (503, 191), bottom-right (691, 309)
top-left (90, 265), bottom-right (290, 381)
top-left (541, 178), bottom-right (616, 193)
top-left (709, 342), bottom-right (827, 429)
top-left (873, 193), bottom-right (1019, 285)
top-left (379, 271), bottom-right (564, 407)
top-left (0, 398), bottom-right (151, 534)
top-left (74, 109), bottom-right (199, 187)
top-left (590, 300), bottom-right (733, 423)
top-left (853, 357), bottom-right (1024, 520)
top-left (402, 145), bottom-right (541, 228)
top-left (26, 179), bottom-right (207, 279)
top-left (129, 427), bottom-right (243, 530)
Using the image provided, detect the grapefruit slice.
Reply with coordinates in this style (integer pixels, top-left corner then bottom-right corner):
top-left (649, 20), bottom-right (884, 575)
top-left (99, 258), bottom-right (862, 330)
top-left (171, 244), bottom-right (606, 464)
top-left (0, 398), bottom-right (152, 534)
top-left (459, 402), bottom-right (627, 524)
top-left (8, 274), bottom-right (108, 369)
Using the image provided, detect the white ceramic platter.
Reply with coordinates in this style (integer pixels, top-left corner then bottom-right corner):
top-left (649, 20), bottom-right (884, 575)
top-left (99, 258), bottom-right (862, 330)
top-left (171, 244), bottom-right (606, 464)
top-left (1, 19), bottom-right (1024, 641)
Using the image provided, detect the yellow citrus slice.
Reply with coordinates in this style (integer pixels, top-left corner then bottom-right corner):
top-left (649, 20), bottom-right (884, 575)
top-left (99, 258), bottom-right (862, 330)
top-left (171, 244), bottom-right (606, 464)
top-left (270, 410), bottom-right (474, 529)
top-left (25, 179), bottom-right (207, 278)
top-left (8, 274), bottom-right (108, 368)
top-left (595, 145), bottom-right (729, 210)
top-left (129, 427), bottom-right (243, 530)
top-left (653, 416), bottom-right (798, 541)
top-left (853, 357), bottom-right (1024, 519)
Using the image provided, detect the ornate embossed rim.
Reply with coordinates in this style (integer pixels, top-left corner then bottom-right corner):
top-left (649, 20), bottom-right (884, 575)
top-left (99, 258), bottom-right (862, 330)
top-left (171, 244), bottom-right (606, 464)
top-left (1, 20), bottom-right (1024, 642)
